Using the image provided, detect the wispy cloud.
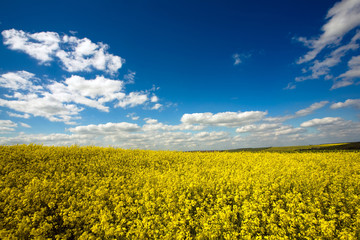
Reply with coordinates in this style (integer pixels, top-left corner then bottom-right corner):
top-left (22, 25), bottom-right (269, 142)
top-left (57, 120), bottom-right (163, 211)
top-left (124, 70), bottom-right (136, 84)
top-left (232, 53), bottom-right (242, 65)
top-left (20, 122), bottom-right (31, 128)
top-left (0, 120), bottom-right (17, 133)
top-left (284, 82), bottom-right (296, 90)
top-left (296, 0), bottom-right (360, 64)
top-left (294, 0), bottom-right (360, 89)
top-left (7, 112), bottom-right (31, 119)
top-left (126, 113), bottom-right (140, 121)
top-left (296, 32), bottom-right (360, 83)
top-left (232, 53), bottom-right (251, 65)
top-left (265, 101), bottom-right (329, 122)
top-left (332, 55), bottom-right (360, 89)
top-left (295, 101), bottom-right (329, 116)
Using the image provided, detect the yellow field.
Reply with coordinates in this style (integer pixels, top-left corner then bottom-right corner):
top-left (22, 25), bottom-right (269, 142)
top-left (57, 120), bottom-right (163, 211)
top-left (1, 145), bottom-right (360, 239)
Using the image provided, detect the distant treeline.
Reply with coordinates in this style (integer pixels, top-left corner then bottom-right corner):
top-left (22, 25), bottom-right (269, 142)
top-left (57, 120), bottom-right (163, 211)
top-left (226, 141), bottom-right (360, 152)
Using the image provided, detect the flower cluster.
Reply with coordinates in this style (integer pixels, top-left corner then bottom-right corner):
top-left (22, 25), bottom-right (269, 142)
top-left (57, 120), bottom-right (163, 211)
top-left (1, 145), bottom-right (359, 239)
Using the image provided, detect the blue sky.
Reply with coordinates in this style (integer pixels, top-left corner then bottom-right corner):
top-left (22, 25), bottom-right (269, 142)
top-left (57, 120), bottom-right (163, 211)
top-left (0, 0), bottom-right (359, 150)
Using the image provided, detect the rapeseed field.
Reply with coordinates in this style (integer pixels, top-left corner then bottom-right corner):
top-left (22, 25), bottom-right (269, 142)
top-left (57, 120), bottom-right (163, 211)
top-left (1, 145), bottom-right (359, 239)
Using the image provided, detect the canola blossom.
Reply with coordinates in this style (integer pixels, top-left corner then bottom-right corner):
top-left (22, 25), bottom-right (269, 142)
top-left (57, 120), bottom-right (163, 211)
top-left (1, 145), bottom-right (360, 239)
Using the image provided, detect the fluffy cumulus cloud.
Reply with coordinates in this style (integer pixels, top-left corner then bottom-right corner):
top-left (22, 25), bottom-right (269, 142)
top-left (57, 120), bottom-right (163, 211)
top-left (236, 123), bottom-right (305, 141)
top-left (331, 98), bottom-right (360, 109)
top-left (2, 29), bottom-right (60, 63)
top-left (68, 122), bottom-right (141, 135)
top-left (0, 132), bottom-right (91, 146)
top-left (0, 71), bottom-right (42, 92)
top-left (2, 29), bottom-right (123, 74)
top-left (0, 92), bottom-right (82, 124)
top-left (236, 123), bottom-right (282, 133)
top-left (48, 75), bottom-right (125, 112)
top-left (142, 118), bottom-right (205, 132)
top-left (294, 0), bottom-right (360, 89)
top-left (300, 117), bottom-right (342, 127)
top-left (300, 117), bottom-right (360, 143)
top-left (0, 30), bottom-right (163, 125)
top-left (1, 28), bottom-right (359, 150)
top-left (0, 106), bottom-right (359, 150)
top-left (116, 92), bottom-right (149, 108)
top-left (0, 71), bottom-right (158, 124)
top-left (181, 111), bottom-right (267, 127)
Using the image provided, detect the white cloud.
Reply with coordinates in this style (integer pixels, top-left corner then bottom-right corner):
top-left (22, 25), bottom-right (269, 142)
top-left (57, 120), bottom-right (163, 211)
top-left (232, 53), bottom-right (242, 65)
top-left (296, 31), bottom-right (360, 82)
top-left (68, 122), bottom-right (141, 135)
top-left (0, 71), bottom-right (42, 92)
top-left (7, 112), bottom-right (31, 119)
top-left (0, 93), bottom-right (82, 124)
top-left (56, 36), bottom-right (123, 74)
top-left (151, 95), bottom-right (159, 102)
top-left (332, 55), bottom-right (360, 89)
top-left (105, 130), bottom-right (232, 150)
top-left (339, 55), bottom-right (360, 78)
top-left (126, 113), bottom-right (140, 121)
top-left (2, 29), bottom-right (60, 63)
top-left (0, 132), bottom-right (91, 146)
top-left (2, 29), bottom-right (124, 74)
top-left (284, 82), bottom-right (296, 90)
top-left (295, 101), bottom-right (329, 116)
top-left (181, 111), bottom-right (267, 127)
top-left (300, 117), bottom-right (360, 143)
top-left (48, 75), bottom-right (126, 112)
top-left (300, 117), bottom-right (342, 127)
top-left (236, 123), bottom-right (282, 133)
top-left (116, 92), bottom-right (149, 108)
top-left (142, 119), bottom-right (204, 132)
top-left (124, 71), bottom-right (136, 84)
top-left (236, 122), bottom-right (305, 140)
top-left (151, 103), bottom-right (162, 110)
top-left (331, 79), bottom-right (355, 89)
top-left (144, 118), bottom-right (158, 124)
top-left (272, 126), bottom-right (305, 136)
top-left (297, 0), bottom-right (360, 64)
top-left (295, 0), bottom-right (360, 89)
top-left (0, 120), bottom-right (17, 133)
top-left (20, 122), bottom-right (31, 128)
top-left (331, 98), bottom-right (360, 109)
top-left (0, 71), bottom-right (156, 123)
top-left (265, 101), bottom-right (329, 122)
top-left (0, 114), bottom-right (359, 150)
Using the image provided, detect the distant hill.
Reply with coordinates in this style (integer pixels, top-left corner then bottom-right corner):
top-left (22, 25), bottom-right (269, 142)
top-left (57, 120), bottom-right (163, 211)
top-left (226, 142), bottom-right (360, 152)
